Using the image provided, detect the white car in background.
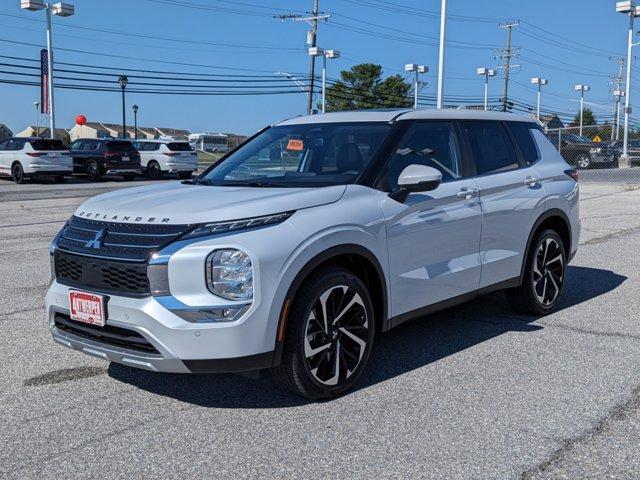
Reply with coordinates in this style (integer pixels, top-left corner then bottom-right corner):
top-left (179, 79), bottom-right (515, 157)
top-left (0, 137), bottom-right (73, 184)
top-left (133, 140), bottom-right (198, 180)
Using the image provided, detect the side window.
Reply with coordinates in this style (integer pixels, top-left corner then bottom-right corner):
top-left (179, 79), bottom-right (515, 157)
top-left (509, 122), bottom-right (540, 165)
top-left (0, 140), bottom-right (8, 150)
top-left (132, 141), bottom-right (141, 150)
top-left (380, 121), bottom-right (461, 190)
top-left (11, 139), bottom-right (26, 151)
top-left (87, 141), bottom-right (100, 151)
top-left (70, 140), bottom-right (84, 151)
top-left (463, 121), bottom-right (519, 175)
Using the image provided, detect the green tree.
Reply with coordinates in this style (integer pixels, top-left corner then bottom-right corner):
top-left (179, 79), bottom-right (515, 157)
top-left (573, 107), bottom-right (596, 127)
top-left (323, 63), bottom-right (412, 112)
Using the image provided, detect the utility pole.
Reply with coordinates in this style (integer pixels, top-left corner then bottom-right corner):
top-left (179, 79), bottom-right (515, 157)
top-left (436, 0), bottom-right (447, 109)
top-left (497, 21), bottom-right (519, 112)
top-left (610, 57), bottom-right (625, 140)
top-left (275, 2), bottom-right (331, 115)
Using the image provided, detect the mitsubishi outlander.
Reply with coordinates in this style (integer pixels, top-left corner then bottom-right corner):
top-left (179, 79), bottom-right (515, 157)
top-left (46, 109), bottom-right (580, 399)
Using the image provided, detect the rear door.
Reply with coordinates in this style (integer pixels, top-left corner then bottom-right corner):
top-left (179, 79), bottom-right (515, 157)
top-left (381, 121), bottom-right (482, 317)
top-left (461, 120), bottom-right (547, 288)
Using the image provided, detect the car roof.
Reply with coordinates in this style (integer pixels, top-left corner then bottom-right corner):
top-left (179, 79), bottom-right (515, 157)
top-left (135, 139), bottom-right (187, 143)
top-left (276, 108), bottom-right (535, 126)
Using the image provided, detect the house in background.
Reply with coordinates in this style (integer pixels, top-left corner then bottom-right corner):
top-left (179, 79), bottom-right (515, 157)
top-left (538, 114), bottom-right (565, 130)
top-left (0, 124), bottom-right (12, 141)
top-left (155, 127), bottom-right (190, 140)
top-left (68, 122), bottom-right (112, 141)
top-left (15, 126), bottom-right (70, 144)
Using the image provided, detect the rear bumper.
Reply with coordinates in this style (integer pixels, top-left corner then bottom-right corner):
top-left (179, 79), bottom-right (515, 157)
top-left (27, 169), bottom-right (73, 178)
top-left (105, 168), bottom-right (141, 175)
top-left (164, 162), bottom-right (197, 173)
top-left (25, 165), bottom-right (73, 175)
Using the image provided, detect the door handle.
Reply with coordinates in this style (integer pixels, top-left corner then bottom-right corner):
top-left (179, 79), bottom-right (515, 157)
top-left (456, 187), bottom-right (479, 200)
top-left (523, 176), bottom-right (540, 187)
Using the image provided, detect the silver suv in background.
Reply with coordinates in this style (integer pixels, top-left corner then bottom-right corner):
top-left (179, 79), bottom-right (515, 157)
top-left (0, 137), bottom-right (72, 184)
top-left (46, 109), bottom-right (580, 399)
top-left (133, 140), bottom-right (198, 179)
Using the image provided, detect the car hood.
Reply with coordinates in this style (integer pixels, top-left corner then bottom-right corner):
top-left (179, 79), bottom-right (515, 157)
top-left (74, 182), bottom-right (347, 225)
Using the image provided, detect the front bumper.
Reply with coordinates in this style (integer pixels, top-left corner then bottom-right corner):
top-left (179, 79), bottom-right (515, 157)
top-left (46, 280), bottom-right (276, 373)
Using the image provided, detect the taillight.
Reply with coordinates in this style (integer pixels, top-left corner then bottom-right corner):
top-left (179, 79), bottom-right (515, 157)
top-left (564, 168), bottom-right (579, 182)
top-left (26, 152), bottom-right (44, 157)
top-left (104, 152), bottom-right (118, 158)
top-left (164, 152), bottom-right (178, 156)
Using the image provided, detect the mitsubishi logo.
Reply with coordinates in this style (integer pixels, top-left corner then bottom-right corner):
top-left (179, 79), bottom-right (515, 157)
top-left (85, 227), bottom-right (107, 249)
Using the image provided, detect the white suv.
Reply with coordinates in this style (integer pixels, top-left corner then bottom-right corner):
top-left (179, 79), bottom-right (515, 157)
top-left (46, 110), bottom-right (580, 399)
top-left (0, 137), bottom-right (72, 184)
top-left (133, 140), bottom-right (197, 179)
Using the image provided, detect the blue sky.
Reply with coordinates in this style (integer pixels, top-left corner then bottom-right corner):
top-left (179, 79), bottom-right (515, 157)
top-left (0, 0), bottom-right (632, 135)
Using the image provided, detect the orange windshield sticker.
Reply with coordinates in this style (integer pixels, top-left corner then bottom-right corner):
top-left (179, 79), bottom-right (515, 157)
top-left (286, 139), bottom-right (304, 151)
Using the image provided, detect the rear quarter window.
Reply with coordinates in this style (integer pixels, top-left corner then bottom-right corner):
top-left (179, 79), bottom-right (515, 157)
top-left (508, 122), bottom-right (540, 165)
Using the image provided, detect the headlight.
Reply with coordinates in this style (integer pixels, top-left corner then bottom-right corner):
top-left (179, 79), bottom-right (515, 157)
top-left (183, 211), bottom-right (294, 239)
top-left (590, 147), bottom-right (601, 154)
top-left (206, 249), bottom-right (253, 300)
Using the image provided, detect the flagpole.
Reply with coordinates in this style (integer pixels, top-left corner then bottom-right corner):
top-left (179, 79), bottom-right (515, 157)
top-left (45, 5), bottom-right (56, 139)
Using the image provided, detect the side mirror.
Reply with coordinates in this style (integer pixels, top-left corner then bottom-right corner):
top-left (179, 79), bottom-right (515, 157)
top-left (389, 164), bottom-right (442, 202)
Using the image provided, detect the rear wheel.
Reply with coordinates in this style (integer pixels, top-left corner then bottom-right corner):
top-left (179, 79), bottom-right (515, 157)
top-left (86, 160), bottom-right (101, 181)
top-left (505, 229), bottom-right (566, 315)
top-left (12, 163), bottom-right (26, 184)
top-left (146, 160), bottom-right (162, 179)
top-left (179, 171), bottom-right (193, 180)
top-left (272, 267), bottom-right (375, 399)
top-left (575, 153), bottom-right (591, 169)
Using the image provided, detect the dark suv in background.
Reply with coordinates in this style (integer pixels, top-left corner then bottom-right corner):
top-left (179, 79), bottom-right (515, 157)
top-left (68, 139), bottom-right (141, 181)
top-left (546, 132), bottom-right (618, 169)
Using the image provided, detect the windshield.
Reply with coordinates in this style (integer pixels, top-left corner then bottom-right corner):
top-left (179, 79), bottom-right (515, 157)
top-left (199, 122), bottom-right (392, 187)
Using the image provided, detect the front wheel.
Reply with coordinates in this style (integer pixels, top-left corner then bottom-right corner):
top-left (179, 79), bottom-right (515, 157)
top-left (146, 160), bottom-right (162, 179)
top-left (272, 267), bottom-right (375, 399)
top-left (86, 160), bottom-right (102, 181)
top-left (505, 229), bottom-right (566, 315)
top-left (575, 153), bottom-right (591, 169)
top-left (12, 163), bottom-right (26, 184)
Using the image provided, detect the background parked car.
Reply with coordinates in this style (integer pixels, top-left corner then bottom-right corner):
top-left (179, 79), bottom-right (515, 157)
top-left (546, 132), bottom-right (618, 168)
top-left (610, 139), bottom-right (640, 166)
top-left (0, 137), bottom-right (72, 184)
top-left (132, 140), bottom-right (197, 179)
top-left (68, 139), bottom-right (141, 181)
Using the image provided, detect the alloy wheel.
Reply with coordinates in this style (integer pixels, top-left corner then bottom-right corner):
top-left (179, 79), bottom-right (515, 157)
top-left (12, 164), bottom-right (24, 183)
top-left (303, 285), bottom-right (369, 386)
top-left (532, 237), bottom-right (564, 307)
top-left (576, 155), bottom-right (590, 169)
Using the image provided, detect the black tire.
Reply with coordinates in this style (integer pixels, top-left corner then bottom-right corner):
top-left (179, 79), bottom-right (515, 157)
top-left (575, 153), bottom-right (591, 169)
top-left (146, 161), bottom-right (162, 179)
top-left (12, 163), bottom-right (26, 184)
top-left (86, 160), bottom-right (101, 181)
top-left (123, 173), bottom-right (137, 181)
top-left (505, 229), bottom-right (566, 316)
top-left (54, 175), bottom-right (66, 183)
top-left (179, 171), bottom-right (192, 180)
top-left (272, 266), bottom-right (375, 400)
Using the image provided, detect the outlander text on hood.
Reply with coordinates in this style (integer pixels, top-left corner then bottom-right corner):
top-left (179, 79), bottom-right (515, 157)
top-left (46, 109), bottom-right (580, 399)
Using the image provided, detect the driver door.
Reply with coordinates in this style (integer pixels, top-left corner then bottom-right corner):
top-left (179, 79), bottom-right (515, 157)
top-left (380, 121), bottom-right (482, 318)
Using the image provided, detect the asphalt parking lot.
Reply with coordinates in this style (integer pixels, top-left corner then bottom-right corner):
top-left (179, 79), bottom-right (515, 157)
top-left (1, 175), bottom-right (640, 479)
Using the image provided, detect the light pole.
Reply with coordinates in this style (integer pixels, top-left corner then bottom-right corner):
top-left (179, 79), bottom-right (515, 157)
top-left (118, 75), bottom-right (128, 138)
top-left (574, 84), bottom-right (590, 137)
top-left (531, 77), bottom-right (548, 121)
top-left (132, 104), bottom-right (139, 139)
top-left (33, 101), bottom-right (40, 136)
top-left (614, 89), bottom-right (625, 140)
top-left (21, 1), bottom-right (75, 139)
top-left (476, 67), bottom-right (496, 111)
top-left (405, 64), bottom-right (428, 109)
top-left (436, 0), bottom-right (447, 109)
top-left (308, 47), bottom-right (340, 114)
top-left (616, 1), bottom-right (640, 167)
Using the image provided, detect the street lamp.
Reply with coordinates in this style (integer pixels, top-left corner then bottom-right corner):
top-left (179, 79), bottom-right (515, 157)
top-left (33, 101), bottom-right (40, 137)
top-left (132, 104), bottom-right (139, 139)
top-left (476, 67), bottom-right (497, 111)
top-left (531, 77), bottom-right (548, 121)
top-left (616, 1), bottom-right (640, 167)
top-left (309, 47), bottom-right (340, 114)
top-left (118, 75), bottom-right (128, 138)
top-left (405, 64), bottom-right (428, 109)
top-left (21, 1), bottom-right (75, 139)
top-left (574, 84), bottom-right (590, 137)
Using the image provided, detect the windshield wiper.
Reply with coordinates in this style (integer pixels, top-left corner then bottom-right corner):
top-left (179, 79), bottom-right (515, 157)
top-left (224, 180), bottom-right (289, 188)
top-left (182, 177), bottom-right (212, 186)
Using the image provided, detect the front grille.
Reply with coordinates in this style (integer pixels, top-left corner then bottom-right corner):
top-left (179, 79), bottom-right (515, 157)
top-left (54, 314), bottom-right (160, 355)
top-left (55, 250), bottom-right (150, 297)
top-left (57, 216), bottom-right (190, 262)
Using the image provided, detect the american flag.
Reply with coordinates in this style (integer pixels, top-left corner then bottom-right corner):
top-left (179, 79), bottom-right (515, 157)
top-left (40, 49), bottom-right (50, 114)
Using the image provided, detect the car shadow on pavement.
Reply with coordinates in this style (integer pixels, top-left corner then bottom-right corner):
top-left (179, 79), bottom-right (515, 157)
top-left (108, 265), bottom-right (626, 408)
